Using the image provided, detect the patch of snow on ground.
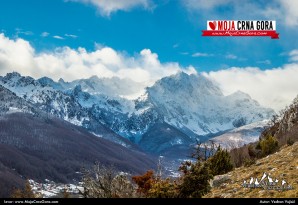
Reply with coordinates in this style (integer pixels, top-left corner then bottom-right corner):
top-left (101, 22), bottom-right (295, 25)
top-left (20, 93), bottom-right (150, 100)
top-left (91, 132), bottom-right (103, 138)
top-left (7, 107), bottom-right (22, 113)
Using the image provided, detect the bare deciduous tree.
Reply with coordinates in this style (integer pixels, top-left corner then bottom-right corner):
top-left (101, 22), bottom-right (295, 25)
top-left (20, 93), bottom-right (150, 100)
top-left (79, 162), bottom-right (135, 198)
top-left (191, 140), bottom-right (219, 162)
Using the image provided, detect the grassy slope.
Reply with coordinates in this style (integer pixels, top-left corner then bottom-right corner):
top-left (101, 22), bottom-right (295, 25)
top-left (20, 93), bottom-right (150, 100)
top-left (204, 142), bottom-right (298, 198)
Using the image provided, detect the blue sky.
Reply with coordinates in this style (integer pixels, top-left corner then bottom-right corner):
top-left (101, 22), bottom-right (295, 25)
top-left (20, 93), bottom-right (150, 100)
top-left (0, 0), bottom-right (296, 71)
top-left (0, 0), bottom-right (298, 110)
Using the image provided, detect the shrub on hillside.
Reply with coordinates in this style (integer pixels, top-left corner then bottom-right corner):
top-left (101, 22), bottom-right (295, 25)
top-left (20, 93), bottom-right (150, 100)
top-left (287, 137), bottom-right (294, 146)
top-left (206, 147), bottom-right (234, 176)
top-left (147, 178), bottom-right (178, 198)
top-left (257, 135), bottom-right (279, 156)
top-left (177, 161), bottom-right (213, 198)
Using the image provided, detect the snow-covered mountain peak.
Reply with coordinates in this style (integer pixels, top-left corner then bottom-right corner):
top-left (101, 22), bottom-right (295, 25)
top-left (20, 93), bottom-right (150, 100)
top-left (68, 76), bottom-right (145, 98)
top-left (88, 75), bottom-right (100, 81)
top-left (141, 72), bottom-right (275, 136)
top-left (3, 72), bottom-right (22, 84)
top-left (228, 90), bottom-right (253, 100)
top-left (225, 90), bottom-right (261, 109)
top-left (38, 76), bottom-right (54, 85)
top-left (38, 77), bottom-right (64, 90)
top-left (58, 78), bottom-right (65, 84)
top-left (148, 72), bottom-right (223, 99)
top-left (1, 72), bottom-right (43, 96)
top-left (3, 71), bottom-right (22, 80)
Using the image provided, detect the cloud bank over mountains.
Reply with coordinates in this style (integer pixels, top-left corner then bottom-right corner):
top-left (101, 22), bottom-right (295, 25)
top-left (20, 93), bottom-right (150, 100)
top-left (203, 65), bottom-right (298, 112)
top-left (0, 33), bottom-right (298, 111)
top-left (0, 33), bottom-right (195, 84)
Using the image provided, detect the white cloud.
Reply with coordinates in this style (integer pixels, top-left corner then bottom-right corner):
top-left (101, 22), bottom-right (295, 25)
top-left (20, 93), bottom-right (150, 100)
top-left (257, 60), bottom-right (271, 65)
top-left (180, 52), bottom-right (189, 55)
top-left (0, 33), bottom-right (194, 87)
top-left (225, 54), bottom-right (237, 59)
top-left (41, 32), bottom-right (50, 37)
top-left (53, 35), bottom-right (65, 40)
top-left (183, 0), bottom-right (298, 27)
top-left (275, 0), bottom-right (298, 26)
top-left (183, 0), bottom-right (234, 10)
top-left (192, 52), bottom-right (213, 57)
top-left (203, 65), bottom-right (298, 111)
top-left (173, 43), bottom-right (179, 48)
top-left (0, 34), bottom-right (36, 77)
top-left (289, 49), bottom-right (298, 62)
top-left (65, 34), bottom-right (78, 39)
top-left (15, 28), bottom-right (34, 37)
top-left (67, 0), bottom-right (154, 16)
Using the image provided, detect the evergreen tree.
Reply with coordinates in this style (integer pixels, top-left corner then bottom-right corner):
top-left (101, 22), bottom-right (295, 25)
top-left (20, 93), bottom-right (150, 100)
top-left (177, 161), bottom-right (213, 198)
top-left (207, 146), bottom-right (234, 176)
top-left (257, 135), bottom-right (279, 156)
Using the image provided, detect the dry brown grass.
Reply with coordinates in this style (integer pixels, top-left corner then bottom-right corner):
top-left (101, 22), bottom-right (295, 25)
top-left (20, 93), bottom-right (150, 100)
top-left (204, 142), bottom-right (298, 198)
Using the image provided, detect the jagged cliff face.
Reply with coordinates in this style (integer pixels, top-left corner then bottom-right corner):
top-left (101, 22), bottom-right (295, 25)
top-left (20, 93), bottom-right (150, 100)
top-left (277, 97), bottom-right (298, 135)
top-left (261, 96), bottom-right (298, 145)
